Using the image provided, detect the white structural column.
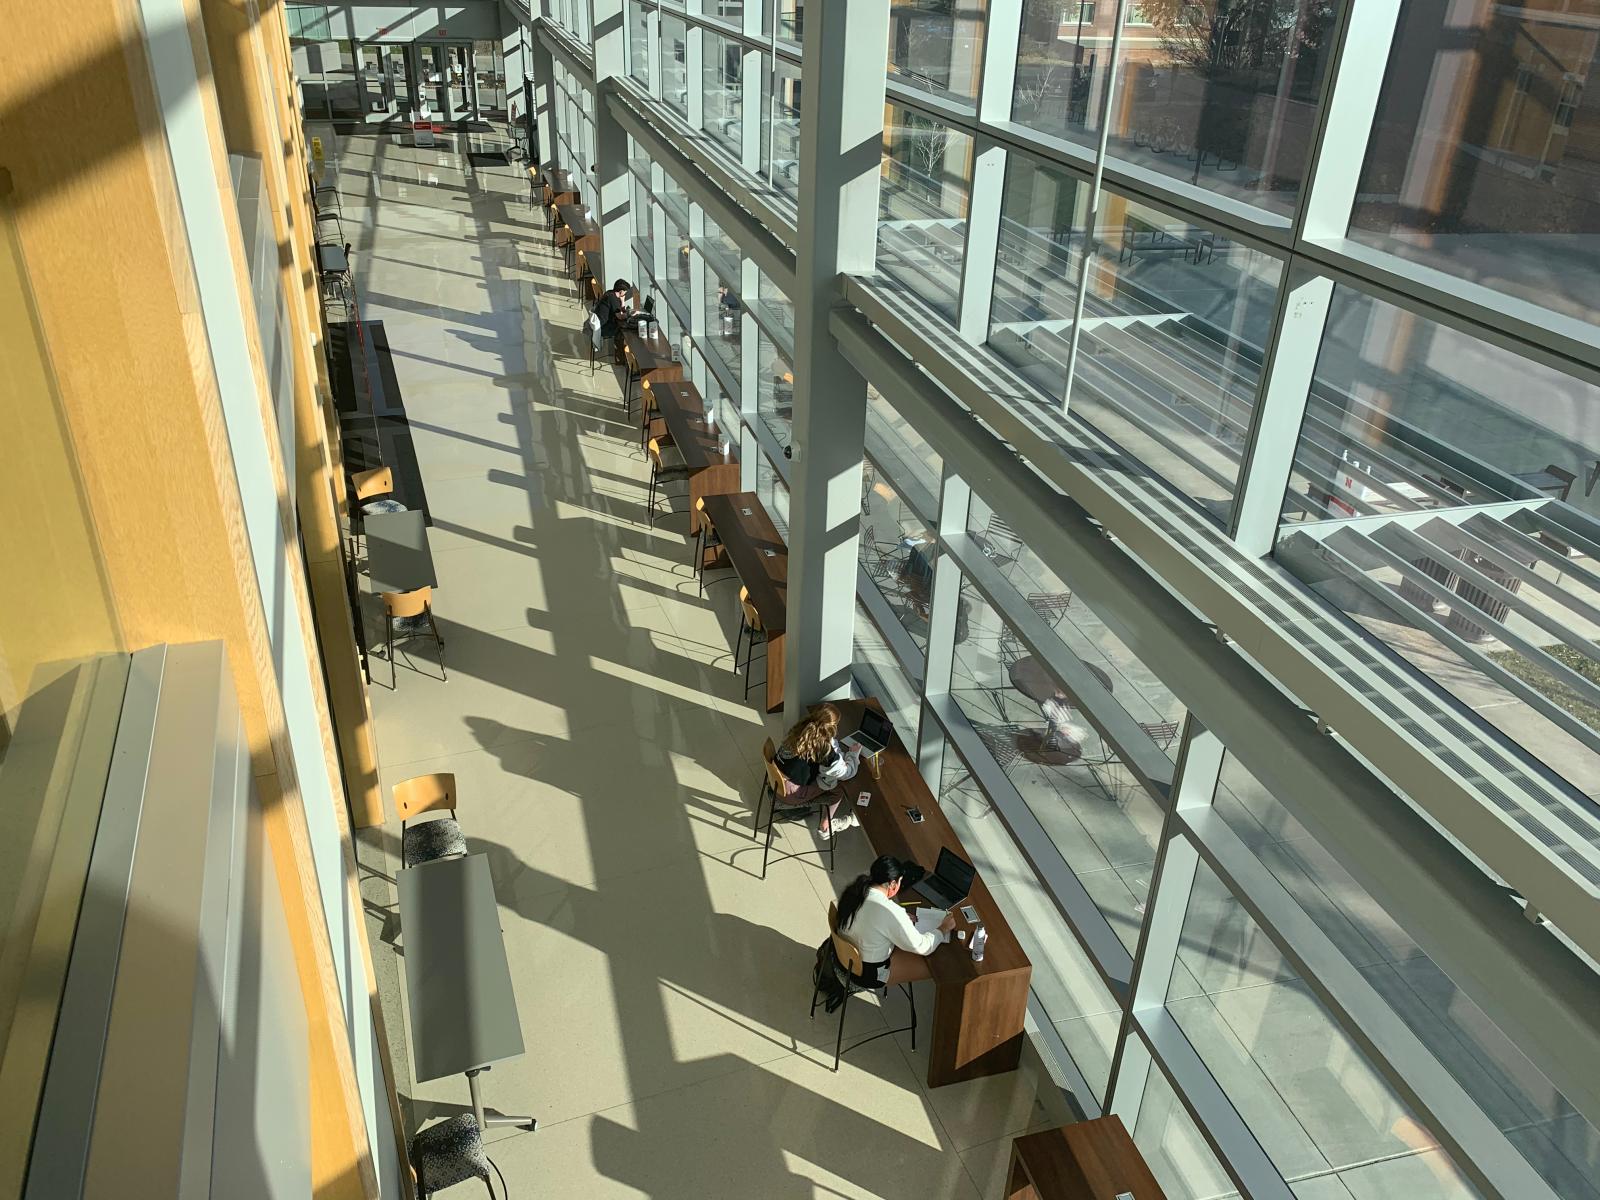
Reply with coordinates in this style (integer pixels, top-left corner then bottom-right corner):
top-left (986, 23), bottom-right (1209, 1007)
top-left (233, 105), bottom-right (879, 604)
top-left (739, 256), bottom-right (761, 491)
top-left (783, 0), bottom-right (893, 711)
top-left (592, 0), bottom-right (635, 275)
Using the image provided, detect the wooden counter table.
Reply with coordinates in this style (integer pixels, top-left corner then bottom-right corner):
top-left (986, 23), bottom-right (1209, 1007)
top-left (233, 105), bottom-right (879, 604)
top-left (1005, 1117), bottom-right (1165, 1200)
top-left (834, 698), bottom-right (1032, 1088)
top-left (647, 381), bottom-right (739, 535)
top-left (623, 328), bottom-right (683, 403)
top-left (539, 164), bottom-right (577, 206)
top-left (700, 492), bottom-right (786, 713)
top-left (556, 203), bottom-right (601, 279)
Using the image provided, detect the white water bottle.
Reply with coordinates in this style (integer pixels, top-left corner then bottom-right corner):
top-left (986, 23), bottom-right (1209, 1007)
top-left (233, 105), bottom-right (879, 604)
top-left (970, 923), bottom-right (987, 963)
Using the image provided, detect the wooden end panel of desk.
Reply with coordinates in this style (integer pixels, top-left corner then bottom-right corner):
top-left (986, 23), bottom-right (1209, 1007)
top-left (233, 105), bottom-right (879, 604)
top-left (932, 963), bottom-right (1030, 1087)
top-left (1006, 1116), bottom-right (1166, 1200)
top-left (762, 630), bottom-right (786, 714)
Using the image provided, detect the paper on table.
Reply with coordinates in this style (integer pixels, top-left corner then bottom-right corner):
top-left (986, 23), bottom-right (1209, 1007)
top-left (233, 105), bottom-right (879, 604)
top-left (910, 906), bottom-right (946, 936)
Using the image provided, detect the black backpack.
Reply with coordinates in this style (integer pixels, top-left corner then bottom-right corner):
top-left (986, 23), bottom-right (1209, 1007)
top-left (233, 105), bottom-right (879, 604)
top-left (811, 938), bottom-right (851, 1013)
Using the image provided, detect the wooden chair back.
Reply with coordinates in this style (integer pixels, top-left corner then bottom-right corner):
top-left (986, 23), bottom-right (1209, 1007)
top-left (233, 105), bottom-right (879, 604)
top-left (764, 755), bottom-right (785, 797)
top-left (383, 586), bottom-right (432, 619)
top-left (641, 378), bottom-right (655, 413)
top-left (762, 737), bottom-right (776, 764)
top-left (394, 772), bottom-right (457, 820)
top-left (352, 465), bottom-right (393, 500)
top-left (827, 902), bottom-right (865, 978)
top-left (740, 585), bottom-right (762, 632)
top-left (556, 225), bottom-right (573, 247)
top-left (647, 438), bottom-right (666, 468)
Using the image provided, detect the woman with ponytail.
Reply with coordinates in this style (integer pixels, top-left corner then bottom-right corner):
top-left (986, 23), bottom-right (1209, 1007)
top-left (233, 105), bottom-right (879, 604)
top-left (773, 702), bottom-right (864, 840)
top-left (836, 855), bottom-right (955, 985)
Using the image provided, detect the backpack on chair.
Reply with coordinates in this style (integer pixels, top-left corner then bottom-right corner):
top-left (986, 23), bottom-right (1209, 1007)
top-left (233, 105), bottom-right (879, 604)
top-left (812, 938), bottom-right (850, 1014)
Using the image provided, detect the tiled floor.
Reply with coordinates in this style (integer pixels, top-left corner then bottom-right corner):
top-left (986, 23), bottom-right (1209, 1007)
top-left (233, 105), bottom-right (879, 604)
top-left (330, 127), bottom-right (1073, 1198)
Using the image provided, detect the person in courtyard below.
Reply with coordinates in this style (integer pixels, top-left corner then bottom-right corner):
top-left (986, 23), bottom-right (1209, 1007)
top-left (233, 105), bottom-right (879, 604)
top-left (836, 855), bottom-right (955, 986)
top-left (773, 702), bottom-right (863, 840)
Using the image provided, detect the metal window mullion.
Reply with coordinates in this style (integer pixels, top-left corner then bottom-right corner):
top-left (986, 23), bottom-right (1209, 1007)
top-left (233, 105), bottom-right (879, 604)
top-left (739, 47), bottom-right (763, 173)
top-left (954, 139), bottom-right (1005, 345)
top-left (1297, 0), bottom-right (1404, 242)
top-left (647, 0), bottom-right (662, 99)
top-left (739, 255), bottom-right (760, 491)
top-left (1181, 806), bottom-right (1563, 1200)
top-left (685, 22), bottom-right (703, 128)
top-left (973, 0), bottom-right (1022, 126)
top-left (916, 468), bottom-right (971, 788)
top-left (689, 204), bottom-right (707, 356)
top-left (1228, 265), bottom-right (1332, 556)
top-left (1059, 0), bottom-right (1129, 415)
top-left (1104, 722), bottom-right (1221, 1120)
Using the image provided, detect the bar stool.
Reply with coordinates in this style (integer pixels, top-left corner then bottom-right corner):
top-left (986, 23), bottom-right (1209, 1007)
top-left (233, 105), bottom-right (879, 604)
top-left (735, 585), bottom-right (767, 700)
top-left (646, 438), bottom-right (691, 528)
top-left (574, 248), bottom-right (592, 304)
top-left (380, 587), bottom-right (446, 688)
top-left (638, 377), bottom-right (664, 450)
top-left (349, 465), bottom-right (406, 558)
top-left (555, 224), bottom-right (574, 276)
top-left (623, 342), bottom-right (643, 411)
top-left (692, 497), bottom-right (724, 594)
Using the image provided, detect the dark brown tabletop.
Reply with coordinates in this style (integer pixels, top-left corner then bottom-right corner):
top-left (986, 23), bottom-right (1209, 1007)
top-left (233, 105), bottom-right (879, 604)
top-left (701, 493), bottom-right (786, 634)
top-left (556, 202), bottom-right (597, 239)
top-left (541, 164), bottom-right (574, 193)
top-left (624, 328), bottom-right (677, 374)
top-left (653, 382), bottom-right (736, 472)
top-left (833, 699), bottom-right (1027, 985)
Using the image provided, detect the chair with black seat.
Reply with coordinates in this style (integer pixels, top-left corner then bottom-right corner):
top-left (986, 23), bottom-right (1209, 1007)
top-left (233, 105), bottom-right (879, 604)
top-left (410, 1113), bottom-right (500, 1198)
top-left (623, 338), bottom-right (644, 411)
top-left (394, 772), bottom-right (466, 869)
top-left (349, 465), bottom-right (406, 558)
top-left (735, 586), bottom-right (767, 700)
top-left (809, 901), bottom-right (918, 1072)
top-left (380, 587), bottom-right (446, 688)
top-left (755, 747), bottom-right (837, 878)
top-left (646, 437), bottom-right (691, 528)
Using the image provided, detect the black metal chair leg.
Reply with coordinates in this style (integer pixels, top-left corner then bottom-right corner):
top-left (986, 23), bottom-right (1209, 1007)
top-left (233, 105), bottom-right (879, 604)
top-left (752, 778), bottom-right (769, 838)
top-left (761, 807), bottom-right (777, 879)
top-left (387, 621), bottom-right (396, 690)
top-left (734, 616), bottom-right (746, 676)
top-left (834, 991), bottom-right (848, 1071)
top-left (906, 983), bottom-right (917, 1051)
top-left (647, 468), bottom-right (658, 528)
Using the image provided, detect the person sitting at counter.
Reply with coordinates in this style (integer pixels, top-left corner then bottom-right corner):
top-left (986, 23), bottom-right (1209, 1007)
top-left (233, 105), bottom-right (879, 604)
top-left (773, 702), bottom-right (862, 840)
top-left (593, 278), bottom-right (634, 361)
top-left (836, 855), bottom-right (955, 985)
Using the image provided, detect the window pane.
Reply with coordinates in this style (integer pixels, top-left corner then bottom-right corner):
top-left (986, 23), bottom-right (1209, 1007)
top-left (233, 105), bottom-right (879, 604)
top-left (1351, 4), bottom-right (1600, 328)
top-left (1012, 0), bottom-right (1342, 217)
top-left (662, 15), bottom-right (689, 114)
top-left (755, 448), bottom-right (790, 537)
top-left (756, 267), bottom-right (794, 343)
top-left (702, 256), bottom-right (742, 388)
top-left (1132, 1065), bottom-right (1239, 1200)
top-left (776, 0), bottom-right (802, 42)
top-left (972, 493), bottom-right (1188, 758)
top-left (1214, 753), bottom-right (1600, 1199)
top-left (757, 327), bottom-right (793, 448)
top-left (703, 32), bottom-right (744, 155)
top-left (866, 385), bottom-right (942, 510)
top-left (1070, 190), bottom-right (1280, 526)
top-left (628, 0), bottom-right (651, 83)
top-left (853, 604), bottom-right (922, 731)
top-left (772, 60), bottom-right (802, 197)
top-left (877, 105), bottom-right (972, 321)
top-left (989, 157), bottom-right (1091, 389)
top-left (948, 576), bottom-right (1165, 954)
top-left (860, 456), bottom-right (938, 653)
top-left (1274, 285), bottom-right (1600, 811)
top-left (888, 0), bottom-right (985, 104)
top-left (1169, 854), bottom-right (1481, 1195)
top-left (632, 174), bottom-right (655, 267)
top-left (934, 732), bottom-right (1121, 1098)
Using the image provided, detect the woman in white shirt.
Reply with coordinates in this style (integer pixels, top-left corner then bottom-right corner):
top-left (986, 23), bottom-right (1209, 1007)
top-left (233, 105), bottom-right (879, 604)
top-left (836, 855), bottom-right (956, 985)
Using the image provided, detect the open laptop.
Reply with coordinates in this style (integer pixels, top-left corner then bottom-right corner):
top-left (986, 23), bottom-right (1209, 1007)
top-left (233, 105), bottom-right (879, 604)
top-left (911, 847), bottom-right (976, 910)
top-left (839, 706), bottom-right (893, 756)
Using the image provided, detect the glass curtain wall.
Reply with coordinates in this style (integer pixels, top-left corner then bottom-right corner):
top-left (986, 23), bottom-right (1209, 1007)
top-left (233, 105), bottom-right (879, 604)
top-left (530, 1), bottom-right (1600, 1194)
